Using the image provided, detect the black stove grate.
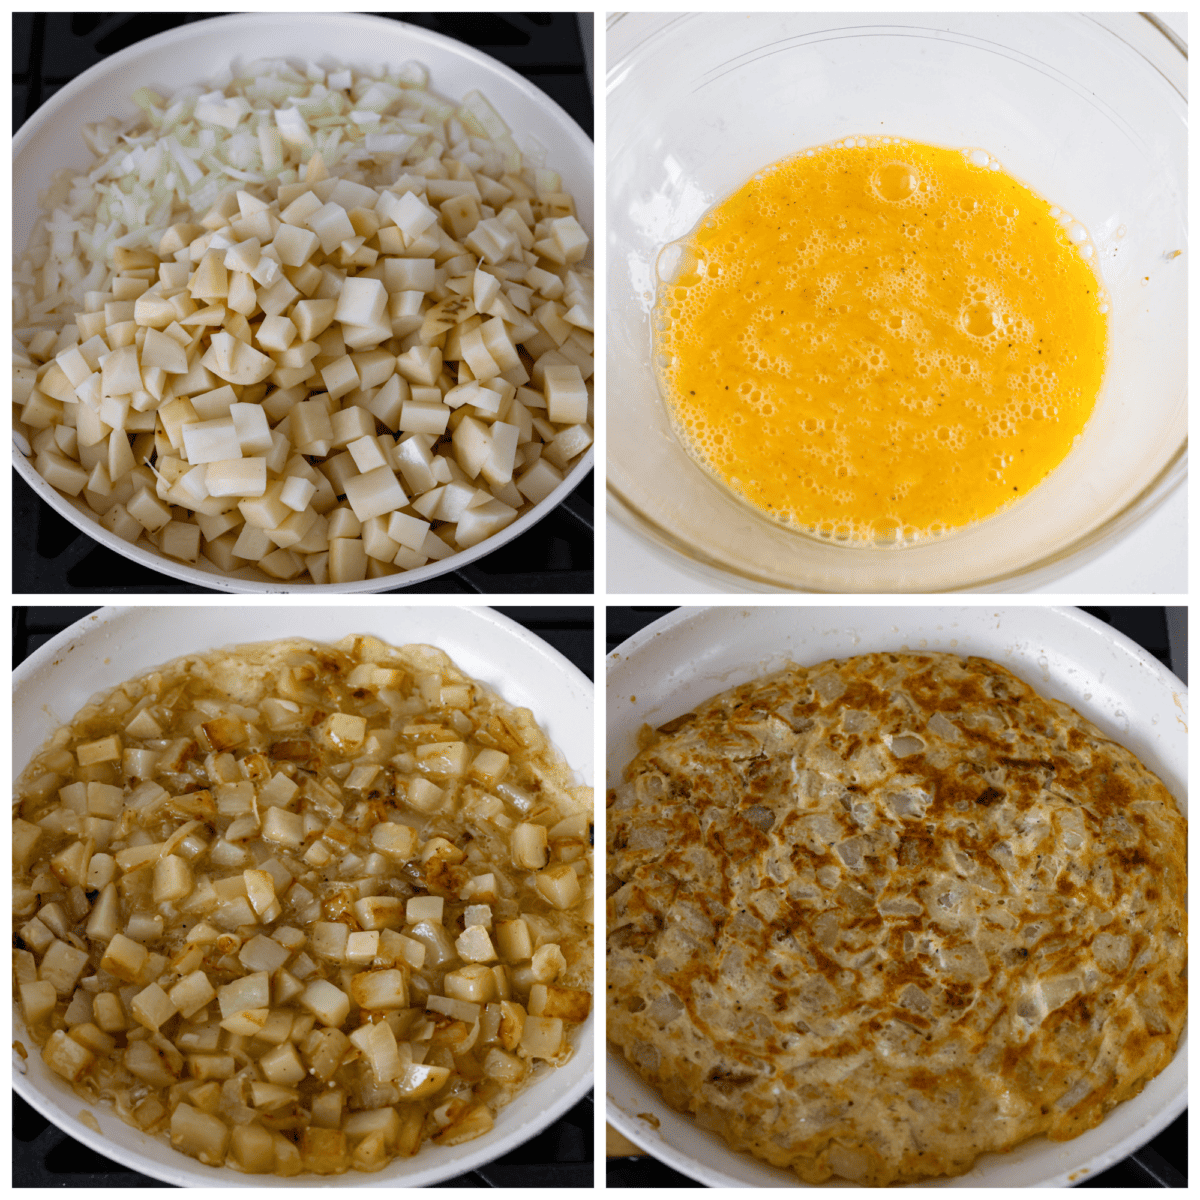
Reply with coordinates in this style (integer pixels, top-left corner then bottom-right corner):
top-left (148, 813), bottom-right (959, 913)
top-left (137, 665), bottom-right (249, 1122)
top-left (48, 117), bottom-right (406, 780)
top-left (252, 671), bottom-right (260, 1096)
top-left (605, 606), bottom-right (1186, 1189)
top-left (12, 12), bottom-right (594, 595)
top-left (13, 605), bottom-right (594, 1187)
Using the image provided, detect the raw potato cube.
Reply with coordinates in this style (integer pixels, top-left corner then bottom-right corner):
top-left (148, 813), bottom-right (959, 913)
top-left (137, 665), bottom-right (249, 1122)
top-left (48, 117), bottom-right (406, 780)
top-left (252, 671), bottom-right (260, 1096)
top-left (335, 277), bottom-right (388, 327)
top-left (542, 363), bottom-right (589, 424)
top-left (343, 466), bottom-right (407, 523)
top-left (272, 222), bottom-right (320, 267)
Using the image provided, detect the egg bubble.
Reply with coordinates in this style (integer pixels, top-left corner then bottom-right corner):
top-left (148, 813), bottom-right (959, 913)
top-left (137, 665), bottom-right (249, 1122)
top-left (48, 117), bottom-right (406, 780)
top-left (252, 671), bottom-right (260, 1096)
top-left (874, 162), bottom-right (919, 202)
top-left (963, 303), bottom-right (996, 336)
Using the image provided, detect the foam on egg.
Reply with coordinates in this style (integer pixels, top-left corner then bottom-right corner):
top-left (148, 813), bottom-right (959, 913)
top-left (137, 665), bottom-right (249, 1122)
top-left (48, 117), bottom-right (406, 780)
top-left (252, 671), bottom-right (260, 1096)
top-left (654, 137), bottom-right (1109, 543)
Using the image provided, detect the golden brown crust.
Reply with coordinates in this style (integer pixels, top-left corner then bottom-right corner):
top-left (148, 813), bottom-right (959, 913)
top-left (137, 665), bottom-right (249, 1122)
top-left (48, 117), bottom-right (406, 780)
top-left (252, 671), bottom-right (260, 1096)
top-left (607, 653), bottom-right (1186, 1186)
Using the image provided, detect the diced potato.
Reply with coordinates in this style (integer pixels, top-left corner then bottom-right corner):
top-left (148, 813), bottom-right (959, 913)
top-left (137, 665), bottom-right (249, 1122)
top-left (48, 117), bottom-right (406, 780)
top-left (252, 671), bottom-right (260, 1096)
top-left (301, 1125), bottom-right (350, 1175)
top-left (469, 747), bottom-right (509, 786)
top-left (20, 980), bottom-right (58, 1026)
top-left (9, 589), bottom-right (593, 1180)
top-left (350, 968), bottom-right (409, 1011)
top-left (13, 819), bottom-right (42, 869)
top-left (406, 895), bottom-right (444, 924)
top-left (482, 1046), bottom-right (527, 1085)
top-left (229, 1122), bottom-right (277, 1174)
top-left (519, 1015), bottom-right (564, 1059)
top-left (170, 969), bottom-right (217, 1019)
top-left (259, 1041), bottom-right (307, 1087)
top-left (494, 918), bottom-right (534, 963)
top-left (320, 711), bottom-right (368, 751)
top-left (77, 734), bottom-right (122, 765)
top-left (190, 1051), bottom-right (239, 1079)
top-left (40, 939), bottom-right (90, 996)
top-left (455, 924), bottom-right (497, 963)
top-left (262, 807), bottom-right (305, 847)
top-left (170, 1103), bottom-right (230, 1166)
top-left (91, 991), bottom-right (127, 1032)
top-left (238, 934), bottom-right (290, 974)
top-left (299, 978), bottom-right (350, 1027)
top-left (512, 822), bottom-right (549, 870)
top-left (153, 854), bottom-right (194, 904)
top-left (131, 982), bottom-right (178, 1031)
top-left (354, 895), bottom-right (407, 931)
top-left (528, 983), bottom-right (591, 1022)
top-left (534, 863), bottom-right (582, 910)
top-left (42, 1028), bottom-right (95, 1082)
top-left (125, 1038), bottom-right (181, 1087)
top-left (371, 821), bottom-right (419, 861)
top-left (218, 972), bottom-right (270, 1018)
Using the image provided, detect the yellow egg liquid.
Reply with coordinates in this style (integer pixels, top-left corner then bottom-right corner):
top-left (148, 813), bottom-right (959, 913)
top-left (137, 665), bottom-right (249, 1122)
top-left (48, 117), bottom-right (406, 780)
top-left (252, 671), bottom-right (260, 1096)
top-left (653, 138), bottom-right (1109, 543)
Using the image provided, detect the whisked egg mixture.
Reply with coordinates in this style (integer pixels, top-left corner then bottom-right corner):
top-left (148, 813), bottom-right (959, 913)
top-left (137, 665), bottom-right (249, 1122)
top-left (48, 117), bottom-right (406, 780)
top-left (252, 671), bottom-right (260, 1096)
top-left (653, 138), bottom-right (1109, 544)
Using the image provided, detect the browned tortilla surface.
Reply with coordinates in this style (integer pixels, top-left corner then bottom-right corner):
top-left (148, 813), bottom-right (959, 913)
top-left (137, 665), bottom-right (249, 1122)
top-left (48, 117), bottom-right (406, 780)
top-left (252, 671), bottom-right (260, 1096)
top-left (607, 653), bottom-right (1186, 1185)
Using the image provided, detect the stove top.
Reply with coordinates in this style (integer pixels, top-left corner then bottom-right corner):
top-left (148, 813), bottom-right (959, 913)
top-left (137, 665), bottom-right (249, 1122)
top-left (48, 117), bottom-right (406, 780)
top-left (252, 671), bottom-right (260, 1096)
top-left (13, 12), bottom-right (594, 595)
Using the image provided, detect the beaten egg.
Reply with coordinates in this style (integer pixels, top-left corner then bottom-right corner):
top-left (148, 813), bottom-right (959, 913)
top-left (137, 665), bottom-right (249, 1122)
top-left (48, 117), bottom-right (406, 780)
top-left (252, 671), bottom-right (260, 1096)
top-left (653, 138), bottom-right (1109, 543)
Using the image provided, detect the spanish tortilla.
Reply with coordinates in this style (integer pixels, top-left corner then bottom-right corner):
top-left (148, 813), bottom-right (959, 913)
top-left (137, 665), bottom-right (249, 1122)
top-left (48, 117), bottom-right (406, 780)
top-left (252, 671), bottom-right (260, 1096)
top-left (607, 652), bottom-right (1186, 1185)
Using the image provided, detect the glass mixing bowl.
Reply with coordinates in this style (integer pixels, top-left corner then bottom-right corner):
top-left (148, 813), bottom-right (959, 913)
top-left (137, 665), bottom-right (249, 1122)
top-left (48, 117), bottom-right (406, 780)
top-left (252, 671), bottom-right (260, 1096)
top-left (607, 13), bottom-right (1185, 592)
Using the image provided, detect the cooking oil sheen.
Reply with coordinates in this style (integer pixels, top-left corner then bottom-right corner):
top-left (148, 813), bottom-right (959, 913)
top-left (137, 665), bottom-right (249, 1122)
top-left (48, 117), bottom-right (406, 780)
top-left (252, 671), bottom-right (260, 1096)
top-left (653, 138), bottom-right (1109, 544)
